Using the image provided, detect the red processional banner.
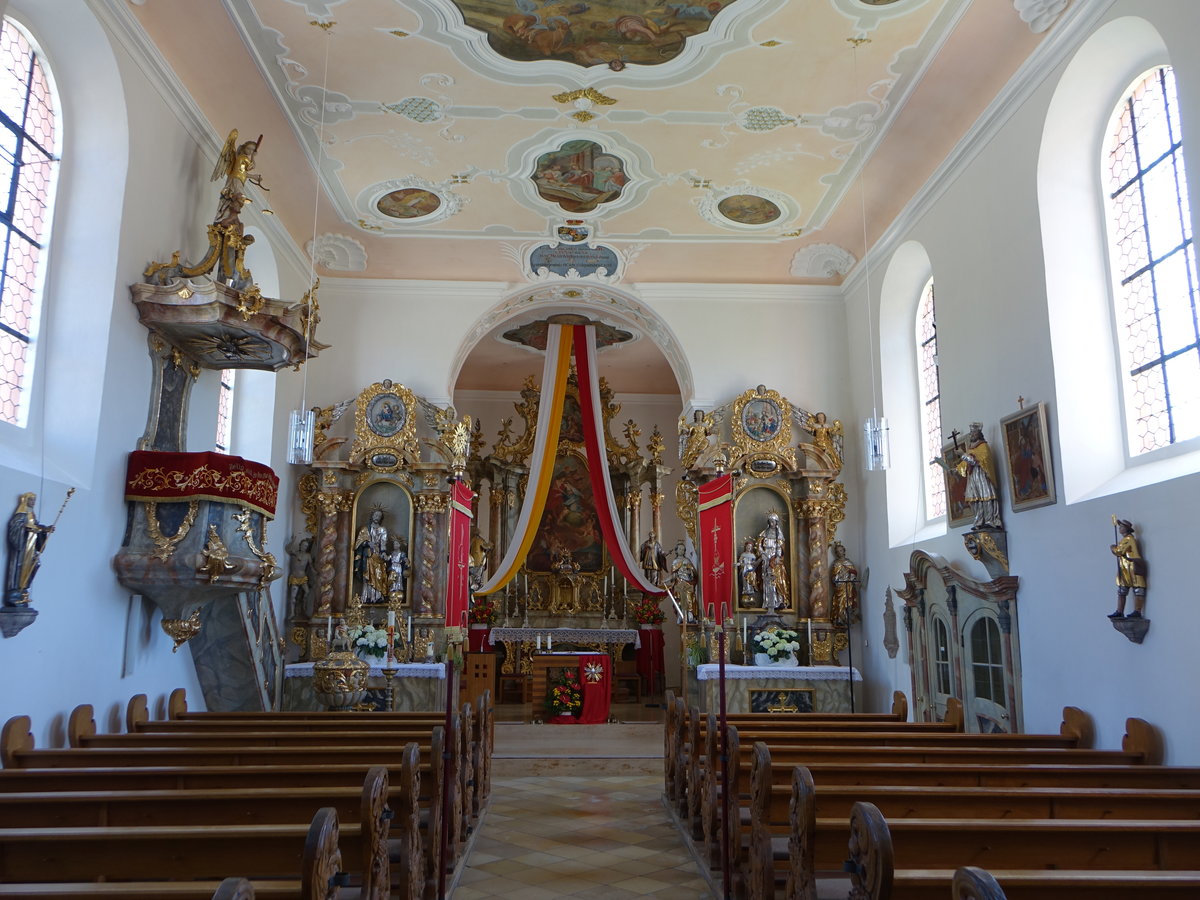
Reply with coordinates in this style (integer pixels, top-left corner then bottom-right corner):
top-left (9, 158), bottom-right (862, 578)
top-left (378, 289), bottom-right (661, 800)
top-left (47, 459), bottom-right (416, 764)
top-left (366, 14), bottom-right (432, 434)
top-left (698, 474), bottom-right (734, 625)
top-left (446, 480), bottom-right (475, 627)
top-left (125, 450), bottom-right (279, 518)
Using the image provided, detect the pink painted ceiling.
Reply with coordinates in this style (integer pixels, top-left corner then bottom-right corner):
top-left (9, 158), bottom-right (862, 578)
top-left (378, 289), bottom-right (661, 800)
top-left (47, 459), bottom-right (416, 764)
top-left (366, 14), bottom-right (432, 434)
top-left (129, 0), bottom-right (1050, 287)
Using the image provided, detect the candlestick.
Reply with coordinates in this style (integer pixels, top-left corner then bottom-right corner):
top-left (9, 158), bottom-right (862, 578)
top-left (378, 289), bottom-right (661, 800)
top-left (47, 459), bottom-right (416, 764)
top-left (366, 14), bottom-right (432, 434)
top-left (386, 625), bottom-right (395, 666)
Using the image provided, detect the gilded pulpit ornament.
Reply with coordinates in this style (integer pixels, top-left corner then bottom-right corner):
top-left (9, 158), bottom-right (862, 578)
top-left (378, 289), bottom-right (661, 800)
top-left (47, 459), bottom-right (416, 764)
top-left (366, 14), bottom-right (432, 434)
top-left (161, 608), bottom-right (202, 652)
top-left (1108, 516), bottom-right (1149, 644)
top-left (198, 525), bottom-right (234, 583)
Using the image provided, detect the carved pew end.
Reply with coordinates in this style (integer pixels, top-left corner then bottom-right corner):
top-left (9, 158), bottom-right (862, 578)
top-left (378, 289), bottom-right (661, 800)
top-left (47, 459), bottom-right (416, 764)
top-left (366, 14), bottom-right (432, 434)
top-left (846, 802), bottom-right (894, 900)
top-left (952, 867), bottom-right (1007, 900)
top-left (1059, 706), bottom-right (1094, 748)
top-left (1123, 717), bottom-right (1164, 765)
top-left (1, 715), bottom-right (34, 769)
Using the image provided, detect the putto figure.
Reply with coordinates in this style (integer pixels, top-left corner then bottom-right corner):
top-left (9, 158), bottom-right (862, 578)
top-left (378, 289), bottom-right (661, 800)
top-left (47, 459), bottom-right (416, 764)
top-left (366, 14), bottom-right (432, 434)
top-left (1108, 517), bottom-right (1147, 619)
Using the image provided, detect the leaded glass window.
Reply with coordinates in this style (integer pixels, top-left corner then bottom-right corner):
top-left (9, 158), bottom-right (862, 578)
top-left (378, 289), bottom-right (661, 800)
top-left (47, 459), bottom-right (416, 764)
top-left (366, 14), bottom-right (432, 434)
top-left (1105, 66), bottom-right (1200, 454)
top-left (916, 279), bottom-right (946, 517)
top-left (215, 369), bottom-right (236, 453)
top-left (970, 618), bottom-right (1005, 707)
top-left (0, 19), bottom-right (58, 426)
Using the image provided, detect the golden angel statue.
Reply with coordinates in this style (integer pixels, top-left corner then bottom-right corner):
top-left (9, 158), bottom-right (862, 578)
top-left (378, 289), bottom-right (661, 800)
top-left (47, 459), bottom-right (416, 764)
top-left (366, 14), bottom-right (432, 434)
top-left (213, 129), bottom-right (267, 227)
top-left (678, 409), bottom-right (715, 469)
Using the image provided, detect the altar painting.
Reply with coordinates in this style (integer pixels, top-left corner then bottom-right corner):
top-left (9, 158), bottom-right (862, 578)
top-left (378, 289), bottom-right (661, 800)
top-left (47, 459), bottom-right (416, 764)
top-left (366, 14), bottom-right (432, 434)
top-left (528, 452), bottom-right (603, 572)
top-left (450, 1), bottom-right (739, 68)
top-left (531, 141), bottom-right (628, 213)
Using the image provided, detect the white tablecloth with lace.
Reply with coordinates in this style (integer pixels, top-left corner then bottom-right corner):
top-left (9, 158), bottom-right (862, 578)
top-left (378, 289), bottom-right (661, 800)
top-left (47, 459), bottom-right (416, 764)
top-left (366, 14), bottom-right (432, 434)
top-left (696, 664), bottom-right (860, 681)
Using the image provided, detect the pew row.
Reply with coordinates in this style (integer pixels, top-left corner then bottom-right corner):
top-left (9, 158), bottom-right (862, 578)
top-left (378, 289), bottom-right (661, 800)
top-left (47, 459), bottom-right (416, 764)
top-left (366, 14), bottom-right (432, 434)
top-left (0, 807), bottom-right (351, 899)
top-left (842, 802), bottom-right (1200, 900)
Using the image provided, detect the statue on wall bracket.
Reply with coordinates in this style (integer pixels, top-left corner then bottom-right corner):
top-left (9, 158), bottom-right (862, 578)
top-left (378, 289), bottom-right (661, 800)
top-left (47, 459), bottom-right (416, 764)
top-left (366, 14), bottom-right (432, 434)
top-left (936, 422), bottom-right (1008, 579)
top-left (1108, 515), bottom-right (1149, 644)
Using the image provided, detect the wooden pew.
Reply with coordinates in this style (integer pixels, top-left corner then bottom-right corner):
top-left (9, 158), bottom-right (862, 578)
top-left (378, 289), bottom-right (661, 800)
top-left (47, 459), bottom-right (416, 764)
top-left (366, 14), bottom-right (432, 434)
top-left (0, 761), bottom-right (416, 900)
top-left (947, 864), bottom-right (1200, 900)
top-left (76, 703), bottom-right (475, 850)
top-left (130, 689), bottom-right (493, 818)
top-left (843, 802), bottom-right (1200, 900)
top-left (2, 715), bottom-right (446, 900)
top-left (779, 758), bottom-right (1200, 900)
top-left (0, 877), bottom-right (307, 898)
top-left (0, 807), bottom-right (348, 899)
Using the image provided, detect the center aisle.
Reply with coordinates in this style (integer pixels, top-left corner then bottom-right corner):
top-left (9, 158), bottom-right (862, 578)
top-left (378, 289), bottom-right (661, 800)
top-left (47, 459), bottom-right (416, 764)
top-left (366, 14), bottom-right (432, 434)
top-left (454, 774), bottom-right (714, 899)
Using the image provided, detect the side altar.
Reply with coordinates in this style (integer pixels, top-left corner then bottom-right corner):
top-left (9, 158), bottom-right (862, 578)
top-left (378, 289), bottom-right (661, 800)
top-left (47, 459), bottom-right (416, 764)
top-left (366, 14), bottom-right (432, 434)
top-left (695, 664), bottom-right (861, 714)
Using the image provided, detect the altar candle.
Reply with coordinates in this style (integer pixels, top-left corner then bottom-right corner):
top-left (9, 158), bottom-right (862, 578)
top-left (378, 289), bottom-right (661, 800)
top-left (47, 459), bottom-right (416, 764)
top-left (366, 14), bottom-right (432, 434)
top-left (407, 614), bottom-right (413, 643)
top-left (536, 634), bottom-right (541, 651)
top-left (742, 617), bottom-right (748, 647)
top-left (326, 616), bottom-right (332, 649)
top-left (547, 634), bottom-right (553, 651)
top-left (387, 610), bottom-right (396, 628)
top-left (807, 619), bottom-right (813, 650)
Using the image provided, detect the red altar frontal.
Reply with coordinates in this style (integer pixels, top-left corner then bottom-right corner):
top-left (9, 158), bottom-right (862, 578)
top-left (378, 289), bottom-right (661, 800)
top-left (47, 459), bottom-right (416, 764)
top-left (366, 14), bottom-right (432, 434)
top-left (533, 653), bottom-right (610, 724)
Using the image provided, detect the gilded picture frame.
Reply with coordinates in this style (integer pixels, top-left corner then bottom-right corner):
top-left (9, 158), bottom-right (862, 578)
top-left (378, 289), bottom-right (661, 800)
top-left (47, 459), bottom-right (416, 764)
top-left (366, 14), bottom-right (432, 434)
top-left (351, 380), bottom-right (418, 472)
top-left (940, 438), bottom-right (973, 528)
top-left (1000, 402), bottom-right (1056, 512)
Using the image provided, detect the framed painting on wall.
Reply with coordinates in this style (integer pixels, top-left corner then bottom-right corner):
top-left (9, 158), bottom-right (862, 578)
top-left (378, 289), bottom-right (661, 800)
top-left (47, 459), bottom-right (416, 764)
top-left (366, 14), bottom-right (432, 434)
top-left (940, 439), bottom-right (973, 528)
top-left (1000, 402), bottom-right (1056, 512)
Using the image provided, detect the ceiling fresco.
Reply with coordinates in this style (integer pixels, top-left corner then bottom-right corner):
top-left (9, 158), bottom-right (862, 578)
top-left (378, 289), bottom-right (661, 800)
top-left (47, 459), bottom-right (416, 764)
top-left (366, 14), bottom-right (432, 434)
top-left (450, 0), bottom-right (742, 69)
top-left (129, 0), bottom-right (1064, 286)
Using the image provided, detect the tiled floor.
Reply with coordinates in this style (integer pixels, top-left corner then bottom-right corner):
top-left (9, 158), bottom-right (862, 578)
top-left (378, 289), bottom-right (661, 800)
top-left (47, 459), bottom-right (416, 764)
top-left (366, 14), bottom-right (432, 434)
top-left (454, 775), bottom-right (714, 899)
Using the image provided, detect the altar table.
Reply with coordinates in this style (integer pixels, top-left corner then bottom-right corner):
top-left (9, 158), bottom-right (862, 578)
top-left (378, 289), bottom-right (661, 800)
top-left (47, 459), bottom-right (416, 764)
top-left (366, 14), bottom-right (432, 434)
top-left (695, 664), bottom-right (862, 714)
top-left (491, 627), bottom-right (639, 675)
top-left (283, 661), bottom-right (445, 712)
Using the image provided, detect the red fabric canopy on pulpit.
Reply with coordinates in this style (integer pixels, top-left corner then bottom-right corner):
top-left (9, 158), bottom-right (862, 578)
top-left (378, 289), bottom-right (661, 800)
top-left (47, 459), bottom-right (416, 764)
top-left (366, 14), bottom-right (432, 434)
top-left (577, 653), bottom-right (610, 724)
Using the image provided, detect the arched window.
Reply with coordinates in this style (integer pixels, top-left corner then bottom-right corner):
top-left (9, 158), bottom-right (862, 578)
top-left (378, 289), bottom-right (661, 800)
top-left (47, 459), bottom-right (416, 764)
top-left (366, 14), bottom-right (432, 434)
top-left (915, 279), bottom-right (945, 518)
top-left (1103, 65), bottom-right (1199, 454)
top-left (932, 616), bottom-right (952, 697)
top-left (0, 18), bottom-right (58, 426)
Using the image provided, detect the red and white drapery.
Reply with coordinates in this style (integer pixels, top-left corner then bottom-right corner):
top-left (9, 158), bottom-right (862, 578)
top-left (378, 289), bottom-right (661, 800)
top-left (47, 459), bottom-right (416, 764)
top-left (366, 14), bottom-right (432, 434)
top-left (474, 322), bottom-right (664, 598)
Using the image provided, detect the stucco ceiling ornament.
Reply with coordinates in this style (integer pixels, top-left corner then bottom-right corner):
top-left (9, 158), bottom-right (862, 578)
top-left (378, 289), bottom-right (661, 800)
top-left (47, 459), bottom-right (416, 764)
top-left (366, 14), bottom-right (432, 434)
top-left (280, 0), bottom-right (349, 17)
top-left (1012, 0), bottom-right (1070, 34)
top-left (830, 0), bottom-right (937, 33)
top-left (789, 243), bottom-right (857, 279)
top-left (307, 233), bottom-right (367, 272)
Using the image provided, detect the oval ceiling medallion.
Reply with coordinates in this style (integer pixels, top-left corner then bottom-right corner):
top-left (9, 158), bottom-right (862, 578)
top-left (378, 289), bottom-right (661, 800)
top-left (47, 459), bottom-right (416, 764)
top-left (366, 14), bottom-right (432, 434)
top-left (449, 1), bottom-right (745, 69)
top-left (531, 140), bottom-right (628, 213)
top-left (376, 188), bottom-right (443, 219)
top-left (717, 194), bottom-right (781, 225)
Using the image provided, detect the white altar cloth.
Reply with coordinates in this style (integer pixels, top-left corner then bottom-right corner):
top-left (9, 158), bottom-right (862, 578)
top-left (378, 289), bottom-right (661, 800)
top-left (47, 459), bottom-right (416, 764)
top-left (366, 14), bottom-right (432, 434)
top-left (696, 664), bottom-right (861, 682)
top-left (490, 627), bottom-right (641, 649)
top-left (285, 662), bottom-right (446, 679)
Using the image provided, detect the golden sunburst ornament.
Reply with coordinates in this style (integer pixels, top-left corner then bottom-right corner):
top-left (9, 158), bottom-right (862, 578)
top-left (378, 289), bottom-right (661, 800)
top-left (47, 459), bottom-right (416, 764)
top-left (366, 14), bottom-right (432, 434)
top-left (583, 662), bottom-right (604, 684)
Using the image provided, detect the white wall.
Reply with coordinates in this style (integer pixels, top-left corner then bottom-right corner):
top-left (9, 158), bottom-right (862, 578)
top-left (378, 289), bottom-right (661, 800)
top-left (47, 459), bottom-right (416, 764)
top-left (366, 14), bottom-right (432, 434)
top-left (849, 0), bottom-right (1200, 762)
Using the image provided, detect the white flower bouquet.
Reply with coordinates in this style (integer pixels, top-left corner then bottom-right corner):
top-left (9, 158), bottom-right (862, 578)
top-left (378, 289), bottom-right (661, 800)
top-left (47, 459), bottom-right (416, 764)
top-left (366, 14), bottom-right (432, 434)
top-left (752, 627), bottom-right (800, 662)
top-left (349, 623), bottom-right (389, 659)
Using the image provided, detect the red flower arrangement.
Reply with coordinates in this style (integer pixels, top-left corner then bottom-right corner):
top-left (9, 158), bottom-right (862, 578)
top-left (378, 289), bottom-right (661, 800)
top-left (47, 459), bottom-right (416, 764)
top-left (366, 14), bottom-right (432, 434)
top-left (628, 593), bottom-right (665, 625)
top-left (546, 670), bottom-right (583, 717)
top-left (468, 598), bottom-right (496, 625)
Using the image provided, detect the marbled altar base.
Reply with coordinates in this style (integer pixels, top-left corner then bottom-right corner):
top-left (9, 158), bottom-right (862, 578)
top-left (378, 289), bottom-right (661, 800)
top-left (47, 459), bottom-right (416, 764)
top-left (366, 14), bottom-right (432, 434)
top-left (283, 662), bottom-right (446, 711)
top-left (696, 664), bottom-right (861, 714)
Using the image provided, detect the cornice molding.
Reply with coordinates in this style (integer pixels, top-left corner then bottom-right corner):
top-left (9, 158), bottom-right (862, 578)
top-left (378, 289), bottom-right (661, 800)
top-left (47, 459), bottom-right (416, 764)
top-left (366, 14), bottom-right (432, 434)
top-left (841, 0), bottom-right (1116, 298)
top-left (86, 0), bottom-right (311, 284)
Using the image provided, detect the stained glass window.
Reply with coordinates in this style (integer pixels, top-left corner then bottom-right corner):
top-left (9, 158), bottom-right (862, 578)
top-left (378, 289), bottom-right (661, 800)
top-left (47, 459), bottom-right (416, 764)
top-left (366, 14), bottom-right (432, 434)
top-left (1105, 66), bottom-right (1200, 454)
top-left (0, 20), bottom-right (56, 426)
top-left (916, 279), bottom-right (946, 517)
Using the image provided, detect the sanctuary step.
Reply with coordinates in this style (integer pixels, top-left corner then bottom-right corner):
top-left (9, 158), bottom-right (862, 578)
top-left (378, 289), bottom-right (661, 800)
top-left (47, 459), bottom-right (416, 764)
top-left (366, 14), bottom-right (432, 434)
top-left (492, 722), bottom-right (663, 776)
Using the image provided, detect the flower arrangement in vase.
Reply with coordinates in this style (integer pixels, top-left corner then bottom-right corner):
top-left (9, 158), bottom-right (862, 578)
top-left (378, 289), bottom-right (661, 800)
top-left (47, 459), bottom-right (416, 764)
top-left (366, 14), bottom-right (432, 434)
top-left (349, 623), bottom-right (390, 661)
top-left (468, 598), bottom-right (497, 626)
top-left (628, 594), bottom-right (665, 626)
top-left (546, 669), bottom-right (583, 717)
top-left (752, 626), bottom-right (800, 666)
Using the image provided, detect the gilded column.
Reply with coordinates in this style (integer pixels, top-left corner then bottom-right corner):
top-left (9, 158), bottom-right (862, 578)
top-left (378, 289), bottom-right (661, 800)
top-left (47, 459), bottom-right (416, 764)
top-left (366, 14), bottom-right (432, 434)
top-left (799, 498), bottom-right (830, 619)
top-left (415, 492), bottom-right (449, 617)
top-left (314, 484), bottom-right (351, 617)
top-left (487, 482), bottom-right (503, 579)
